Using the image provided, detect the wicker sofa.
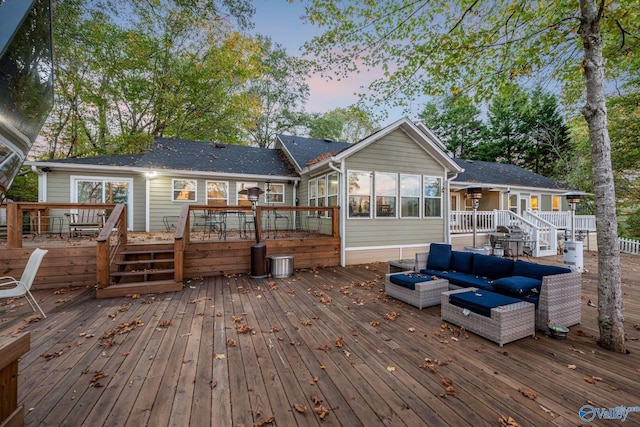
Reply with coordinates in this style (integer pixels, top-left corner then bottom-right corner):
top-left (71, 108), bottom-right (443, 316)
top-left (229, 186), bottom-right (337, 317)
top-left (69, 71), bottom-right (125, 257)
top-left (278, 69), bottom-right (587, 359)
top-left (416, 243), bottom-right (582, 331)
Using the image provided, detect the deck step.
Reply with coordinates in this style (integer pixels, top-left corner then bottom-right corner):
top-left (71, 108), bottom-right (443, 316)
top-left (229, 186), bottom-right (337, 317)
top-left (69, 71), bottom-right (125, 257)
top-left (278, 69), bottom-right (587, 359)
top-left (116, 258), bottom-right (175, 266)
top-left (96, 279), bottom-right (183, 299)
top-left (121, 249), bottom-right (174, 256)
top-left (111, 268), bottom-right (175, 278)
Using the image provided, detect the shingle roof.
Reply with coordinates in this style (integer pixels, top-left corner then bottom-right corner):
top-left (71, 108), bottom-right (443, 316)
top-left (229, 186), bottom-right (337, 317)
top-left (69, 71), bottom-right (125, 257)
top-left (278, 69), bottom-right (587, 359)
top-left (277, 134), bottom-right (352, 170)
top-left (42, 139), bottom-right (297, 177)
top-left (45, 154), bottom-right (143, 167)
top-left (452, 159), bottom-right (572, 190)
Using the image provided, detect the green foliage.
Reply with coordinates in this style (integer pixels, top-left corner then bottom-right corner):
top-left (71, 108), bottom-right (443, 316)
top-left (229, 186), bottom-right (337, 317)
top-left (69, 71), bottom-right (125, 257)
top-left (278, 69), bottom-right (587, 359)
top-left (45, 0), bottom-right (262, 158)
top-left (6, 168), bottom-right (38, 202)
top-left (419, 94), bottom-right (484, 159)
top-left (246, 36), bottom-right (310, 148)
top-left (304, 106), bottom-right (378, 143)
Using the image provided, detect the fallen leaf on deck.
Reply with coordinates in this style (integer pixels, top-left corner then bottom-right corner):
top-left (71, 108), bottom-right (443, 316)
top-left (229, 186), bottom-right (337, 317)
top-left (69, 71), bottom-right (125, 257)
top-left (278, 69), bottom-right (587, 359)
top-left (583, 376), bottom-right (595, 384)
top-left (210, 380), bottom-right (217, 389)
top-left (300, 319), bottom-right (312, 326)
top-left (226, 338), bottom-right (237, 347)
top-left (310, 394), bottom-right (322, 405)
top-left (568, 364), bottom-right (576, 370)
top-left (313, 405), bottom-right (330, 420)
top-left (387, 366), bottom-right (396, 372)
top-left (293, 403), bottom-right (307, 413)
top-left (370, 321), bottom-right (380, 327)
top-left (214, 354), bottom-right (226, 360)
top-left (335, 336), bottom-right (344, 348)
top-left (587, 299), bottom-right (596, 307)
top-left (519, 387), bottom-right (537, 400)
top-left (408, 327), bottom-right (416, 332)
top-left (499, 415), bottom-right (521, 426)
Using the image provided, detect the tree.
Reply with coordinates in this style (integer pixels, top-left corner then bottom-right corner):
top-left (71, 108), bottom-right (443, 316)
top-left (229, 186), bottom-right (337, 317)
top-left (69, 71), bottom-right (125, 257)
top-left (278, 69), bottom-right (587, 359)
top-left (419, 94), bottom-right (484, 159)
top-left (476, 86), bottom-right (530, 165)
top-left (304, 106), bottom-right (378, 143)
top-left (44, 0), bottom-right (261, 158)
top-left (246, 36), bottom-right (310, 148)
top-left (524, 87), bottom-right (572, 179)
top-left (303, 0), bottom-right (637, 352)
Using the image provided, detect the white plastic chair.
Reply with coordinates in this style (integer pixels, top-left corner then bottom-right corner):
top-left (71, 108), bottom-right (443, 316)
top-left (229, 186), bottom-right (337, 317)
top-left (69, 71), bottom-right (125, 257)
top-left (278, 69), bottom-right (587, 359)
top-left (0, 248), bottom-right (48, 318)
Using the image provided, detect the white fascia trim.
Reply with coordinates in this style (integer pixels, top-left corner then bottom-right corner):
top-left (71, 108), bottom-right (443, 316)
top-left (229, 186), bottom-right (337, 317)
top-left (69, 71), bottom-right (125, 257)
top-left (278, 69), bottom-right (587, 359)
top-left (451, 182), bottom-right (572, 194)
top-left (26, 161), bottom-right (300, 182)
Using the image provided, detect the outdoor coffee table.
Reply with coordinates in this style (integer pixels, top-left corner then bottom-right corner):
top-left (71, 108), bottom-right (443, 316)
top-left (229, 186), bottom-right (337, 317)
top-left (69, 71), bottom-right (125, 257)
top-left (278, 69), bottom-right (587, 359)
top-left (441, 288), bottom-right (535, 346)
top-left (384, 272), bottom-right (449, 309)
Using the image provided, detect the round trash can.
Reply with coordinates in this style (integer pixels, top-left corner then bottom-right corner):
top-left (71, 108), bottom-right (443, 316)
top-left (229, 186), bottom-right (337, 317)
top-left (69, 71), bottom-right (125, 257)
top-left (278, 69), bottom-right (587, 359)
top-left (268, 254), bottom-right (294, 278)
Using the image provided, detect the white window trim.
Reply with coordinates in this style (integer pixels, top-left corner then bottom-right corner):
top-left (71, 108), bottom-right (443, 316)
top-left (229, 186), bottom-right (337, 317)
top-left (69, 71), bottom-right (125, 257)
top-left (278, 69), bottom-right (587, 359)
top-left (206, 180), bottom-right (229, 205)
top-left (172, 178), bottom-right (197, 202)
top-left (399, 173), bottom-right (421, 219)
top-left (264, 182), bottom-right (285, 204)
top-left (70, 175), bottom-right (134, 229)
top-left (422, 175), bottom-right (443, 219)
top-left (374, 171), bottom-right (398, 219)
top-left (347, 169), bottom-right (372, 219)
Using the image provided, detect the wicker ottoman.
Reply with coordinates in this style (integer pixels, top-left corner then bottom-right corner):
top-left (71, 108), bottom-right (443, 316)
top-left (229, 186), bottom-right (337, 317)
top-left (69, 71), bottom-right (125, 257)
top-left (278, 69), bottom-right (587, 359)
top-left (441, 288), bottom-right (535, 346)
top-left (385, 272), bottom-right (449, 309)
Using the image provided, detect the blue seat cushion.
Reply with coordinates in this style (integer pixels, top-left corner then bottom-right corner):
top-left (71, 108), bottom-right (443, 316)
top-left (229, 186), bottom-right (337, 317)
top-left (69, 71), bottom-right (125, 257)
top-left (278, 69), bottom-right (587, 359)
top-left (448, 290), bottom-right (523, 317)
top-left (427, 243), bottom-right (452, 271)
top-left (389, 272), bottom-right (434, 290)
top-left (471, 254), bottom-right (514, 279)
top-left (492, 276), bottom-right (542, 297)
top-left (512, 260), bottom-right (571, 281)
top-left (450, 251), bottom-right (474, 273)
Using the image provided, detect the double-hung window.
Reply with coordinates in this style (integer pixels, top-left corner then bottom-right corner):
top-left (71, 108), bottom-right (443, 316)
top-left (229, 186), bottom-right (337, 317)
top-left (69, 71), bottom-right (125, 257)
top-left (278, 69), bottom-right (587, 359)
top-left (265, 183), bottom-right (285, 204)
top-left (375, 172), bottom-right (397, 217)
top-left (206, 181), bottom-right (228, 206)
top-left (173, 179), bottom-right (196, 201)
top-left (400, 174), bottom-right (420, 218)
top-left (348, 171), bottom-right (371, 218)
top-left (423, 176), bottom-right (442, 217)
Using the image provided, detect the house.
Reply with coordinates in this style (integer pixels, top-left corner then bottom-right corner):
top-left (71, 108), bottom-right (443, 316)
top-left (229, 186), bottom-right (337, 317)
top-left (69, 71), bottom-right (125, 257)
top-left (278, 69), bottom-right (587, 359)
top-left (27, 118), bottom-right (590, 265)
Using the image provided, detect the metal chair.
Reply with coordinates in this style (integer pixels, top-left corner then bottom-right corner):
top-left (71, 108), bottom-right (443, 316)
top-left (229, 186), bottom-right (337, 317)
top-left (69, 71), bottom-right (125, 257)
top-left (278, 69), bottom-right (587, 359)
top-left (204, 211), bottom-right (226, 240)
top-left (0, 248), bottom-right (48, 318)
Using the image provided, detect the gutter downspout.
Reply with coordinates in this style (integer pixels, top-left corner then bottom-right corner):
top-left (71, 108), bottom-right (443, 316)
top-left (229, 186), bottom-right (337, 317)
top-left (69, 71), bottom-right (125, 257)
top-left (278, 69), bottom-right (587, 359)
top-left (328, 160), bottom-right (345, 266)
top-left (445, 172), bottom-right (459, 245)
top-left (31, 166), bottom-right (47, 202)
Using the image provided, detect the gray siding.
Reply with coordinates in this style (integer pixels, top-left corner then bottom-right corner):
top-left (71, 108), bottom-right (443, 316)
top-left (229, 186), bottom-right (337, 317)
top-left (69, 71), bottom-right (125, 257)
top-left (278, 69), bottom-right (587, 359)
top-left (343, 129), bottom-right (447, 248)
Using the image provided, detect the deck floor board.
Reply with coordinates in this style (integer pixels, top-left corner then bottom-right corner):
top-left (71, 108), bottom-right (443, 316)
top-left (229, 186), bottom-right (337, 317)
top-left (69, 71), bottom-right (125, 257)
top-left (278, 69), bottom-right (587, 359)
top-left (2, 254), bottom-right (639, 427)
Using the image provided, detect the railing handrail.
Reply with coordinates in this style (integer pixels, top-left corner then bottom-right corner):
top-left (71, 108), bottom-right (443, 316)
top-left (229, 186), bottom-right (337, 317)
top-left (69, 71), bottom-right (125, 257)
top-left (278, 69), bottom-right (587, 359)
top-left (96, 204), bottom-right (127, 289)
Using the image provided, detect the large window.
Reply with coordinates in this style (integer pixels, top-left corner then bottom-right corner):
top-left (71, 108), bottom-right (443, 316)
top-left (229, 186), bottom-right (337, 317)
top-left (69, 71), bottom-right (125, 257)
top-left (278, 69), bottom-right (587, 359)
top-left (75, 178), bottom-right (130, 204)
top-left (172, 179), bottom-right (196, 201)
top-left (508, 194), bottom-right (518, 213)
top-left (552, 195), bottom-right (561, 212)
top-left (265, 182), bottom-right (285, 204)
top-left (423, 176), bottom-right (442, 217)
top-left (327, 173), bottom-right (338, 217)
top-left (375, 172), bottom-right (397, 217)
top-left (530, 195), bottom-right (539, 211)
top-left (400, 174), bottom-right (420, 218)
top-left (206, 181), bottom-right (228, 206)
top-left (348, 171), bottom-right (371, 218)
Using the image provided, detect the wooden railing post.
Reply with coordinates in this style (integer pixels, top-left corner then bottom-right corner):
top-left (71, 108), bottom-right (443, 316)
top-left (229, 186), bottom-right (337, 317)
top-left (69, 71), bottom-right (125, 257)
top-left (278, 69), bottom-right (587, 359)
top-left (0, 332), bottom-right (30, 426)
top-left (6, 201), bottom-right (22, 248)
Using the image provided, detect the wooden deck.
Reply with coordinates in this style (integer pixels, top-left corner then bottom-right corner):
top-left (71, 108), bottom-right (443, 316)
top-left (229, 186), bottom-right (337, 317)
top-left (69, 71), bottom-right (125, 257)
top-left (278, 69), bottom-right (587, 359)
top-left (2, 253), bottom-right (640, 426)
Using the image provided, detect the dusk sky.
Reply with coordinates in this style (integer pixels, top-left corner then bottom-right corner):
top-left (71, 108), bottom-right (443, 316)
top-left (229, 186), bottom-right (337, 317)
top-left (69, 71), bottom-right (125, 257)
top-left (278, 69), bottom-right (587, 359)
top-left (252, 1), bottom-right (415, 121)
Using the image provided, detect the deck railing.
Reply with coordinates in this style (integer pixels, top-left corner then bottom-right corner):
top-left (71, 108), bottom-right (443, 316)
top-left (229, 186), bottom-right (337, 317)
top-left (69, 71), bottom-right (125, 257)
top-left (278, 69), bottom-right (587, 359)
top-left (96, 204), bottom-right (127, 289)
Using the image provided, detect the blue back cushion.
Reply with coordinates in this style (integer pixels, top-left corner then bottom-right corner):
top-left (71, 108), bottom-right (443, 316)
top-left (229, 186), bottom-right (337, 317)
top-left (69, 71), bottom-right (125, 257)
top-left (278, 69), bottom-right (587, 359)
top-left (512, 260), bottom-right (571, 281)
top-left (450, 251), bottom-right (474, 273)
top-left (427, 243), bottom-right (452, 271)
top-left (471, 254), bottom-right (514, 279)
top-left (492, 276), bottom-right (542, 296)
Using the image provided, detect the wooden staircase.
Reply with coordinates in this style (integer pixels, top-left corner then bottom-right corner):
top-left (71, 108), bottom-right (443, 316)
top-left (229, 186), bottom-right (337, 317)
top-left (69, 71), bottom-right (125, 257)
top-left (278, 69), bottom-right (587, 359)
top-left (96, 246), bottom-right (183, 298)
